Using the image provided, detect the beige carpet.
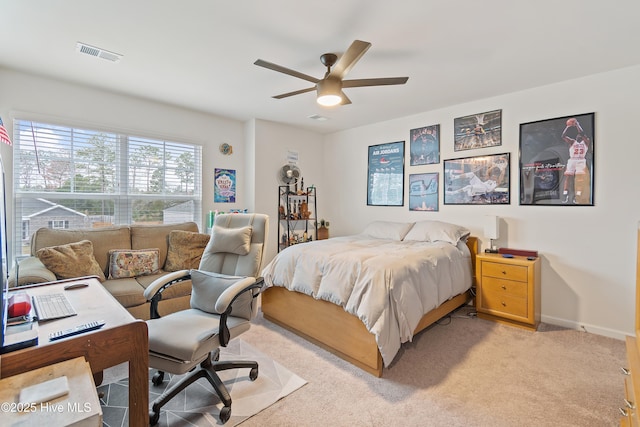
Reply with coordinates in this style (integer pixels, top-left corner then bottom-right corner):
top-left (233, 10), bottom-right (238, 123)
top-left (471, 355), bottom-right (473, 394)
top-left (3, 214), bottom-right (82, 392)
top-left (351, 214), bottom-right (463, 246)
top-left (99, 339), bottom-right (307, 426)
top-left (238, 306), bottom-right (625, 427)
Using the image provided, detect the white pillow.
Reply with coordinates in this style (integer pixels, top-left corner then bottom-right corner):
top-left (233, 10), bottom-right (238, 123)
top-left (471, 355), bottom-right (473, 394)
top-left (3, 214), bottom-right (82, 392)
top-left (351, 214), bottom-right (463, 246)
top-left (207, 225), bottom-right (252, 255)
top-left (403, 220), bottom-right (470, 245)
top-left (361, 221), bottom-right (415, 241)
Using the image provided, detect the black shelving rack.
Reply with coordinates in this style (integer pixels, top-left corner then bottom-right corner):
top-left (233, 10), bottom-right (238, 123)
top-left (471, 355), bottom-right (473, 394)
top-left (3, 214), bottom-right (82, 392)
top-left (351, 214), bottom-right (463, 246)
top-left (277, 185), bottom-right (318, 252)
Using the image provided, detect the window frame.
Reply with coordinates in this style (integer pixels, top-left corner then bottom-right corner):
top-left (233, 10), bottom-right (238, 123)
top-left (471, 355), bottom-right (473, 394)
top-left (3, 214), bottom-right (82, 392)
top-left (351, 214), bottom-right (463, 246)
top-left (12, 118), bottom-right (203, 257)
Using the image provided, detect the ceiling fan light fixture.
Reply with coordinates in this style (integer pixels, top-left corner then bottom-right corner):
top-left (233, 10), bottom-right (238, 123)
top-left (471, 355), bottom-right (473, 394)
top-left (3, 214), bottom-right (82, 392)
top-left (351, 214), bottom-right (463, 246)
top-left (316, 78), bottom-right (342, 107)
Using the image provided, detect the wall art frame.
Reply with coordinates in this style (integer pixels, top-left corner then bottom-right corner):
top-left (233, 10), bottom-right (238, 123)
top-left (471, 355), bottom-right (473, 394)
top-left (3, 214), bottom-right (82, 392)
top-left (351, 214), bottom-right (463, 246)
top-left (454, 109), bottom-right (502, 151)
top-left (367, 141), bottom-right (405, 206)
top-left (409, 124), bottom-right (440, 166)
top-left (519, 113), bottom-right (594, 206)
top-left (443, 153), bottom-right (510, 205)
top-left (214, 168), bottom-right (236, 203)
top-left (409, 172), bottom-right (438, 211)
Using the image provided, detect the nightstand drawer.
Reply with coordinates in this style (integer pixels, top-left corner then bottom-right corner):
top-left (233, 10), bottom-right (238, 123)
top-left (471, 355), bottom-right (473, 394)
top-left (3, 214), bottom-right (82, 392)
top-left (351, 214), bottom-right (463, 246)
top-left (480, 291), bottom-right (527, 318)
top-left (482, 277), bottom-right (528, 298)
top-left (482, 262), bottom-right (528, 282)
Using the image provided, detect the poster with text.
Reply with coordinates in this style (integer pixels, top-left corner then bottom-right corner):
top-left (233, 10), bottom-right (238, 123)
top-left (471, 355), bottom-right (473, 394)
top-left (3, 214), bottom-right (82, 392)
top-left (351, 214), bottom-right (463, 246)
top-left (367, 141), bottom-right (405, 206)
top-left (409, 173), bottom-right (438, 211)
top-left (519, 113), bottom-right (594, 206)
top-left (410, 124), bottom-right (440, 166)
top-left (214, 168), bottom-right (236, 203)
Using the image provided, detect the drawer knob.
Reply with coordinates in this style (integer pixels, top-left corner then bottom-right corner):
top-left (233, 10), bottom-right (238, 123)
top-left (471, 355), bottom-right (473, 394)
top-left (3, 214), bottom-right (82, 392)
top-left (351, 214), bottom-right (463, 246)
top-left (625, 398), bottom-right (636, 409)
top-left (621, 367), bottom-right (631, 376)
top-left (501, 301), bottom-right (506, 307)
top-left (501, 285), bottom-right (507, 290)
top-left (501, 270), bottom-right (507, 275)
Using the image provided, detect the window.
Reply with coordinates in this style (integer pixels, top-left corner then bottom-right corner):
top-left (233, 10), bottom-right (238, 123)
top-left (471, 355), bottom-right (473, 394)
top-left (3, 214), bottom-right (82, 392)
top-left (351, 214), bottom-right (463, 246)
top-left (48, 220), bottom-right (69, 229)
top-left (13, 119), bottom-right (202, 256)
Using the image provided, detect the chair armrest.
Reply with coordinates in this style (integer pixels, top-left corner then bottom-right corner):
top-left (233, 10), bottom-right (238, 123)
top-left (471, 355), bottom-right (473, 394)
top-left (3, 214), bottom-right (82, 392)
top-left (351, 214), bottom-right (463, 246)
top-left (216, 277), bottom-right (265, 346)
top-left (143, 269), bottom-right (190, 318)
top-left (214, 276), bottom-right (260, 314)
top-left (9, 257), bottom-right (57, 287)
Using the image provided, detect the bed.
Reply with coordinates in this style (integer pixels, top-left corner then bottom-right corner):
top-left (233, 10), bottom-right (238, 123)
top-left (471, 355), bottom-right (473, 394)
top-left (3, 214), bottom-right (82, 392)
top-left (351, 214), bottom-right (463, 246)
top-left (261, 220), bottom-right (477, 377)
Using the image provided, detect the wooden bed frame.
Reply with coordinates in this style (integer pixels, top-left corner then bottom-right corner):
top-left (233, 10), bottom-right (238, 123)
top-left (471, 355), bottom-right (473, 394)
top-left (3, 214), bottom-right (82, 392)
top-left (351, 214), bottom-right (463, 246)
top-left (261, 236), bottom-right (478, 377)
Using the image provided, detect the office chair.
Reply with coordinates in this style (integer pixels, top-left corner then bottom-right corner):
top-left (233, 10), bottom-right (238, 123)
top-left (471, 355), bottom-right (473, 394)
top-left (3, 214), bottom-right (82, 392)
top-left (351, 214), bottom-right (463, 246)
top-left (143, 213), bottom-right (268, 425)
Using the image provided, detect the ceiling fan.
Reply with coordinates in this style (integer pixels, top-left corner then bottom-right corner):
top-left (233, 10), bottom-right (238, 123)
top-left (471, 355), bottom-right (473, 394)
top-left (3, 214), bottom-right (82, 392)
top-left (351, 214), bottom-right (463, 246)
top-left (254, 40), bottom-right (409, 107)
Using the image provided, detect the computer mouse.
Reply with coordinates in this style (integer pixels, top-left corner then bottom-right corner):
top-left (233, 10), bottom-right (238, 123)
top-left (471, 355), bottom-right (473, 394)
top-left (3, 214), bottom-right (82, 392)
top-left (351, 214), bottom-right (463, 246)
top-left (64, 283), bottom-right (89, 290)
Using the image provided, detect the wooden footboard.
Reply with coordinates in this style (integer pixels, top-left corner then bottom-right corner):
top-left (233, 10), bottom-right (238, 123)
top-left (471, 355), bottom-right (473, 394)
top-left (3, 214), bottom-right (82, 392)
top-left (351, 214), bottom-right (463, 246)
top-left (261, 236), bottom-right (478, 377)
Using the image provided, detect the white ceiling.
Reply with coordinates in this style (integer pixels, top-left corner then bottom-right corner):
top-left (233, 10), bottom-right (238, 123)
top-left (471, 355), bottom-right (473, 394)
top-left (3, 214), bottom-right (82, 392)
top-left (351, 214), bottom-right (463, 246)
top-left (2, 0), bottom-right (639, 134)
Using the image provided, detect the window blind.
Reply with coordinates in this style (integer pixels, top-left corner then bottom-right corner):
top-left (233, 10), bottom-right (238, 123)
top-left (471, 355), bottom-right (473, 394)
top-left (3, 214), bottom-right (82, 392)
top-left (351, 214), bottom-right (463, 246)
top-left (12, 119), bottom-right (202, 256)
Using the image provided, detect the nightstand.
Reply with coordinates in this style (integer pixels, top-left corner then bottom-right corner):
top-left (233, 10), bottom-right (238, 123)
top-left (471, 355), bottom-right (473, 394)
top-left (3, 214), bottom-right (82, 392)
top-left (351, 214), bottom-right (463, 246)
top-left (475, 253), bottom-right (541, 330)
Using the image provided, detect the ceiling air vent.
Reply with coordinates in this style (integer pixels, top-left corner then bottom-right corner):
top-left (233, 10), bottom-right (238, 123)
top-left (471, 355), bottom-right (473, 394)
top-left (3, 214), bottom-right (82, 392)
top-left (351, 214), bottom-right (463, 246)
top-left (308, 114), bottom-right (328, 121)
top-left (76, 42), bottom-right (122, 63)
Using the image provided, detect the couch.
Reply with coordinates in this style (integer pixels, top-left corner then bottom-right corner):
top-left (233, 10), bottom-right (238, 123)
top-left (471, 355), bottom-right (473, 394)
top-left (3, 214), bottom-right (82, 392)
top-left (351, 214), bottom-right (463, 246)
top-left (10, 222), bottom-right (210, 320)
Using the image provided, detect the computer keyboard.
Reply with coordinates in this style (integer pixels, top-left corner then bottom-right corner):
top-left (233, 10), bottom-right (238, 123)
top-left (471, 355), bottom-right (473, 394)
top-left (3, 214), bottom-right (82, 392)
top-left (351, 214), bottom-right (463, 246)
top-left (32, 293), bottom-right (77, 321)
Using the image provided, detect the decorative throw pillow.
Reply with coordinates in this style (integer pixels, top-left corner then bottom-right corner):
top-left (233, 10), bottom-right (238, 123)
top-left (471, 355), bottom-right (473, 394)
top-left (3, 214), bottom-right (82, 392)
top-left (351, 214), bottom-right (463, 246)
top-left (36, 240), bottom-right (106, 282)
top-left (108, 248), bottom-right (160, 279)
top-left (206, 225), bottom-right (253, 255)
top-left (165, 230), bottom-right (211, 272)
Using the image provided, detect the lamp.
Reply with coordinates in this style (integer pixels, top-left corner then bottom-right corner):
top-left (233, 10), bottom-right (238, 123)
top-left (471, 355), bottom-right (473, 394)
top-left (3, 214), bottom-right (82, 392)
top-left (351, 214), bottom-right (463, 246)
top-left (484, 215), bottom-right (499, 253)
top-left (316, 78), bottom-right (342, 107)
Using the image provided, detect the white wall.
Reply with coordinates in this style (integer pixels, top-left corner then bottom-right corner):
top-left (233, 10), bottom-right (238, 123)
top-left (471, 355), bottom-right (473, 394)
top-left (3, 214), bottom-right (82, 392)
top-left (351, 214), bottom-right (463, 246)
top-left (251, 119), bottom-right (325, 264)
top-left (323, 64), bottom-right (640, 338)
top-left (0, 67), bottom-right (245, 241)
top-left (2, 64), bottom-right (637, 340)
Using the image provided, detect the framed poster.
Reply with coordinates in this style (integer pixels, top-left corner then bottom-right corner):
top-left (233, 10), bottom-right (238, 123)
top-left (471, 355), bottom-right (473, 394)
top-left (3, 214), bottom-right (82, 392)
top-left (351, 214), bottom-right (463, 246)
top-left (410, 124), bottom-right (440, 166)
top-left (443, 153), bottom-right (510, 205)
top-left (409, 173), bottom-right (438, 211)
top-left (519, 113), bottom-right (594, 206)
top-left (454, 109), bottom-right (502, 151)
top-left (367, 141), bottom-right (405, 206)
top-left (214, 168), bottom-right (236, 203)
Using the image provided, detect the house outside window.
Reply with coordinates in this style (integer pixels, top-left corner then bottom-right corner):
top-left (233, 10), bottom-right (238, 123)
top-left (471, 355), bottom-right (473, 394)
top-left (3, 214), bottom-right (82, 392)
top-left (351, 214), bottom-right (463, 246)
top-left (12, 119), bottom-right (202, 256)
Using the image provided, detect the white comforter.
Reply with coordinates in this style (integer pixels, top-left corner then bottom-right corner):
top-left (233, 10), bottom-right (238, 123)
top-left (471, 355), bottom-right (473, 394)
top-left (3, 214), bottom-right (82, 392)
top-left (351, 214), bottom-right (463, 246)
top-left (261, 235), bottom-right (473, 366)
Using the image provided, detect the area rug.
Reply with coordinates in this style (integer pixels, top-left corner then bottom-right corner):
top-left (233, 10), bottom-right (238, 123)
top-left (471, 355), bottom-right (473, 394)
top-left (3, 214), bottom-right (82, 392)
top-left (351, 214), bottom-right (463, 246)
top-left (98, 339), bottom-right (307, 426)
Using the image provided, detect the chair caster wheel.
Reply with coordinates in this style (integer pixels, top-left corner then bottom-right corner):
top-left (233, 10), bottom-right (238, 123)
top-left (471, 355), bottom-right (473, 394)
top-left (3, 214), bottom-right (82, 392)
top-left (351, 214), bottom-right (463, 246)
top-left (220, 406), bottom-right (231, 423)
top-left (150, 410), bottom-right (160, 425)
top-left (249, 367), bottom-right (258, 381)
top-left (152, 371), bottom-right (165, 386)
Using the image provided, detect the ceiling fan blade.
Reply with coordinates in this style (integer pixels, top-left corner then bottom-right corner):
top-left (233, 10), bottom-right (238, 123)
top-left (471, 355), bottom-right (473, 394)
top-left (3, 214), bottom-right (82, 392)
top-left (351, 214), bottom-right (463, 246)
top-left (340, 92), bottom-right (352, 105)
top-left (342, 77), bottom-right (409, 88)
top-left (273, 86), bottom-right (316, 99)
top-left (330, 40), bottom-right (371, 79)
top-left (254, 59), bottom-right (319, 84)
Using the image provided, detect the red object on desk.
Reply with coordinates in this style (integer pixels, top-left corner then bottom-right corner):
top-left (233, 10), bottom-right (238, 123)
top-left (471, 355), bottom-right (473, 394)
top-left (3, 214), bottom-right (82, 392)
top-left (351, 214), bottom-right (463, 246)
top-left (8, 292), bottom-right (31, 317)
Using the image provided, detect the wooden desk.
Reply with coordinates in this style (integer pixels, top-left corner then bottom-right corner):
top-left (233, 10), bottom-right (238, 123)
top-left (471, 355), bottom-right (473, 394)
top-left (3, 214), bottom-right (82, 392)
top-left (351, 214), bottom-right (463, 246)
top-left (0, 277), bottom-right (148, 426)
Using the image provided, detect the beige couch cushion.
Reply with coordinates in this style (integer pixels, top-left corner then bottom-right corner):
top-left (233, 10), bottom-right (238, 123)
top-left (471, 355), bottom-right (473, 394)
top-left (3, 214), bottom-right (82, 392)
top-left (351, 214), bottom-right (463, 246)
top-left (31, 226), bottom-right (131, 275)
top-left (101, 277), bottom-right (149, 308)
top-left (130, 222), bottom-right (199, 269)
top-left (36, 240), bottom-right (106, 281)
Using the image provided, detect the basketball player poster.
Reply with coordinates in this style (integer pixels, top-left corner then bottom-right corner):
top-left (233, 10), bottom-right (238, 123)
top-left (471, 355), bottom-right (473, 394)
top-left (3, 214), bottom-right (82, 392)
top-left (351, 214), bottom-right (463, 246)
top-left (454, 109), bottom-right (502, 151)
top-left (519, 113), bottom-right (594, 206)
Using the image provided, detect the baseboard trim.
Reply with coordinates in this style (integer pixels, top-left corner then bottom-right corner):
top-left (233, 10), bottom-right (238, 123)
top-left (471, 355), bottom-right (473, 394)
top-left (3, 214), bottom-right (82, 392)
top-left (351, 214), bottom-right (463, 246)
top-left (541, 314), bottom-right (629, 340)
